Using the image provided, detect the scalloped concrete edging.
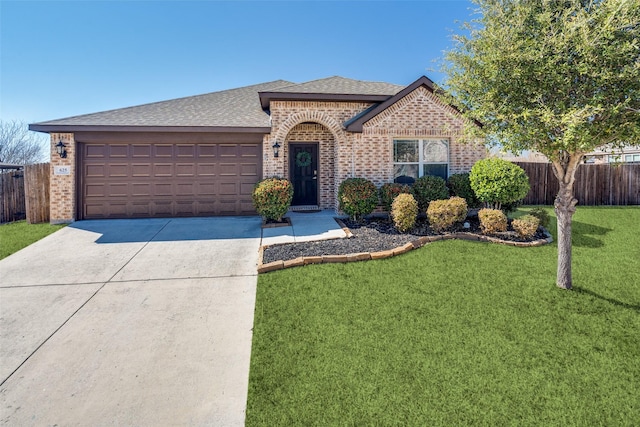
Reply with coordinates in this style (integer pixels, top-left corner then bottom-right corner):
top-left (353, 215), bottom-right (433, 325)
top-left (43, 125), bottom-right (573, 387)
top-left (257, 226), bottom-right (553, 274)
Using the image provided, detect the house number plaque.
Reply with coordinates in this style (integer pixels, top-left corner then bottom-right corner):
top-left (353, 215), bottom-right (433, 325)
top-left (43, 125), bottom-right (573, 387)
top-left (54, 166), bottom-right (71, 175)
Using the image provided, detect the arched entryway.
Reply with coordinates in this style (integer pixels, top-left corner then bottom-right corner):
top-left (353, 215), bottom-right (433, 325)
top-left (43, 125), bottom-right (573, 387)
top-left (284, 123), bottom-right (335, 209)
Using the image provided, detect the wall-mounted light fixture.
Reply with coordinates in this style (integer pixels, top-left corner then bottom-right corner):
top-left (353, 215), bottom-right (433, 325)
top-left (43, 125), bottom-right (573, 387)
top-left (55, 141), bottom-right (67, 158)
top-left (272, 141), bottom-right (281, 158)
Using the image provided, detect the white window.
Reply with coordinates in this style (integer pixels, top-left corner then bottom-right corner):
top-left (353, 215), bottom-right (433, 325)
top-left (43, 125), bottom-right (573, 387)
top-left (624, 154), bottom-right (640, 163)
top-left (393, 138), bottom-right (449, 182)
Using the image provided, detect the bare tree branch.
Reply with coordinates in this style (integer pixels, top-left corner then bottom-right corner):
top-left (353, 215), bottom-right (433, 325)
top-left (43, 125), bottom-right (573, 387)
top-left (0, 120), bottom-right (49, 165)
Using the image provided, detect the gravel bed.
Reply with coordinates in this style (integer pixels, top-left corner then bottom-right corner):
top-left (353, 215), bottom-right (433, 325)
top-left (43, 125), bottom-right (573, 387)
top-left (262, 216), bottom-right (547, 264)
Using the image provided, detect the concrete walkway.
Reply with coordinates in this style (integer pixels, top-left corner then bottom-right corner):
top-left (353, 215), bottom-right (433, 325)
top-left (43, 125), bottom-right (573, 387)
top-left (261, 210), bottom-right (347, 246)
top-left (0, 217), bottom-right (261, 426)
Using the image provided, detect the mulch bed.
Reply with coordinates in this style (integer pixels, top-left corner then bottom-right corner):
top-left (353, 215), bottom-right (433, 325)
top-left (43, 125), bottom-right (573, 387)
top-left (262, 215), bottom-right (549, 265)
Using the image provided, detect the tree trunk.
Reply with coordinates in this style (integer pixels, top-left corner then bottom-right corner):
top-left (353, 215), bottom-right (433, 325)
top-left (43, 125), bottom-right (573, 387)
top-left (551, 154), bottom-right (582, 290)
top-left (554, 181), bottom-right (577, 289)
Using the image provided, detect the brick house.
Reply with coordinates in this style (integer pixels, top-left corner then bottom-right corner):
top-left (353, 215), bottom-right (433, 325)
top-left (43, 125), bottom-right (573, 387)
top-left (30, 76), bottom-right (486, 223)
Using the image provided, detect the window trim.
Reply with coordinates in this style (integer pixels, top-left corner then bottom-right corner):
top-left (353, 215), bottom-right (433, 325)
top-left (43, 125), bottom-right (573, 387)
top-left (392, 138), bottom-right (449, 180)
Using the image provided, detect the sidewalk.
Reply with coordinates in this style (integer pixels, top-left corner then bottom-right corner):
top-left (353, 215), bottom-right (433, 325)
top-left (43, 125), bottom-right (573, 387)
top-left (261, 210), bottom-right (347, 246)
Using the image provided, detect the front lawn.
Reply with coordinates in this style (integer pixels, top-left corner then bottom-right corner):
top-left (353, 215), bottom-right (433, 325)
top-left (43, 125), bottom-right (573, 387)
top-left (0, 220), bottom-right (66, 260)
top-left (247, 207), bottom-right (640, 425)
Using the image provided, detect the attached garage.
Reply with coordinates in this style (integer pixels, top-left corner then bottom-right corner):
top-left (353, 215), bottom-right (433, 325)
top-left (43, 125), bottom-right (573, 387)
top-left (75, 133), bottom-right (262, 219)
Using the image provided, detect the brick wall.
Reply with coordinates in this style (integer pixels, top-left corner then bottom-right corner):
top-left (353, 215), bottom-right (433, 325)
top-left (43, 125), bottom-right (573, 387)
top-left (49, 132), bottom-right (76, 223)
top-left (266, 86), bottom-right (486, 210)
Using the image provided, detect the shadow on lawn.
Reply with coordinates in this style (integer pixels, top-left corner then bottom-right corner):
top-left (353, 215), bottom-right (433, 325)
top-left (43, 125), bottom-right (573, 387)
top-left (574, 287), bottom-right (640, 313)
top-left (570, 221), bottom-right (613, 248)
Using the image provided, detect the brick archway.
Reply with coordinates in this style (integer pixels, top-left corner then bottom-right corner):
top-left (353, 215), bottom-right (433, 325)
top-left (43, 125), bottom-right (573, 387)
top-left (273, 111), bottom-right (346, 146)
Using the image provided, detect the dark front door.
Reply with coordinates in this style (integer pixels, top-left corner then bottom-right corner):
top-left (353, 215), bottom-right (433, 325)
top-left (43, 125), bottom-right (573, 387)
top-left (290, 143), bottom-right (318, 206)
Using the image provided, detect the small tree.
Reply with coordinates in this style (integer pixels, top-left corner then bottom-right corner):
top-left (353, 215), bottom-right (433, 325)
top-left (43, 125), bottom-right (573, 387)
top-left (469, 158), bottom-right (530, 210)
top-left (443, 0), bottom-right (640, 289)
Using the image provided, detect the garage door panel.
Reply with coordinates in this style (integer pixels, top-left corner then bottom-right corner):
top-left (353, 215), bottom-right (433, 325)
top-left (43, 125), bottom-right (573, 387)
top-left (154, 163), bottom-right (173, 176)
top-left (131, 183), bottom-right (151, 196)
top-left (198, 145), bottom-right (217, 157)
top-left (108, 183), bottom-right (128, 197)
top-left (154, 183), bottom-right (173, 196)
top-left (240, 163), bottom-right (259, 176)
top-left (239, 182), bottom-right (255, 196)
top-left (85, 144), bottom-right (106, 158)
top-left (175, 183), bottom-right (195, 196)
top-left (153, 201), bottom-right (173, 216)
top-left (109, 145), bottom-right (128, 158)
top-left (132, 145), bottom-right (151, 157)
top-left (107, 164), bottom-right (128, 177)
top-left (197, 182), bottom-right (216, 195)
top-left (85, 164), bottom-right (106, 178)
top-left (85, 184), bottom-right (106, 197)
top-left (219, 163), bottom-right (238, 176)
top-left (176, 164), bottom-right (195, 176)
top-left (131, 163), bottom-right (151, 177)
top-left (177, 145), bottom-right (196, 158)
top-left (155, 145), bottom-right (173, 157)
top-left (81, 141), bottom-right (261, 218)
top-left (197, 163), bottom-right (216, 176)
top-left (131, 202), bottom-right (151, 216)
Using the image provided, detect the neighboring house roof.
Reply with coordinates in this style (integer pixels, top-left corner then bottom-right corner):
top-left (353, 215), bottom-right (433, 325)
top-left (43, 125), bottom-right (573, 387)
top-left (30, 80), bottom-right (294, 133)
top-left (258, 76), bottom-right (404, 109)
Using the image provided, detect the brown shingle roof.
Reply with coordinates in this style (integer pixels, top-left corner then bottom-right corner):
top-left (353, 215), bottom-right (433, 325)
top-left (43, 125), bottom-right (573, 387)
top-left (30, 77), bottom-right (408, 133)
top-left (30, 80), bottom-right (293, 132)
top-left (269, 76), bottom-right (404, 96)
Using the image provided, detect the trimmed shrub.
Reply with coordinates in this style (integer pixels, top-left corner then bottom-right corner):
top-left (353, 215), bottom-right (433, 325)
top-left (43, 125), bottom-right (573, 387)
top-left (447, 173), bottom-right (480, 207)
top-left (478, 208), bottom-right (508, 234)
top-left (379, 183), bottom-right (414, 212)
top-left (512, 215), bottom-right (540, 239)
top-left (252, 178), bottom-right (293, 221)
top-left (338, 178), bottom-right (378, 221)
top-left (469, 158), bottom-right (530, 210)
top-left (426, 196), bottom-right (468, 232)
top-left (413, 175), bottom-right (449, 211)
top-left (391, 193), bottom-right (418, 233)
top-left (529, 207), bottom-right (550, 228)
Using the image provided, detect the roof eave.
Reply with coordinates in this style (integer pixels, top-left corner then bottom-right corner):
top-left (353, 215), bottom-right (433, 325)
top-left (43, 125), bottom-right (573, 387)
top-left (258, 92), bottom-right (391, 110)
top-left (28, 124), bottom-right (272, 134)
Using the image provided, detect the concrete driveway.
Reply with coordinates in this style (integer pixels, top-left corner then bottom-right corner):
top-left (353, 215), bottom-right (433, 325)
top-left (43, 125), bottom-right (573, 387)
top-left (0, 216), bottom-right (262, 426)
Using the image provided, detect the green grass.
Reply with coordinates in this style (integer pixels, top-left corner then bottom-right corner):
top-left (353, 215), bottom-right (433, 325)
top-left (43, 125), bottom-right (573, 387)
top-left (0, 220), bottom-right (66, 260)
top-left (247, 207), bottom-right (640, 426)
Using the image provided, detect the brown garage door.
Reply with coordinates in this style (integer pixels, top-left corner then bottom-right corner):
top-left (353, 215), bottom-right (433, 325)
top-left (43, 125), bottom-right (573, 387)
top-left (79, 142), bottom-right (262, 219)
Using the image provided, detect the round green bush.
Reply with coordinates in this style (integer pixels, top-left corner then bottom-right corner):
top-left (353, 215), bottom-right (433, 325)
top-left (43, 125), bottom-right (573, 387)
top-left (391, 193), bottom-right (418, 233)
top-left (338, 178), bottom-right (378, 220)
top-left (413, 175), bottom-right (449, 211)
top-left (447, 173), bottom-right (480, 208)
top-left (379, 183), bottom-right (414, 212)
top-left (252, 177), bottom-right (293, 221)
top-left (469, 158), bottom-right (530, 210)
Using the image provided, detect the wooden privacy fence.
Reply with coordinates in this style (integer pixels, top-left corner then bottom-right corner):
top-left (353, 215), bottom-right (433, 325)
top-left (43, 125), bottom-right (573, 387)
top-left (0, 163), bottom-right (50, 224)
top-left (1, 169), bottom-right (26, 223)
top-left (24, 163), bottom-right (50, 223)
top-left (514, 162), bottom-right (640, 206)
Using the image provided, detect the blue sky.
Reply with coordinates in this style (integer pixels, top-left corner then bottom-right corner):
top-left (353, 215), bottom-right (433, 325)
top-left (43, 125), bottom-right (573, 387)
top-left (1, 0), bottom-right (476, 125)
